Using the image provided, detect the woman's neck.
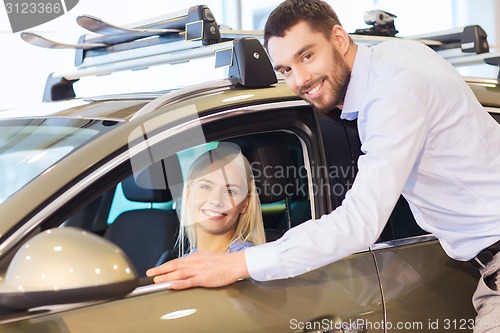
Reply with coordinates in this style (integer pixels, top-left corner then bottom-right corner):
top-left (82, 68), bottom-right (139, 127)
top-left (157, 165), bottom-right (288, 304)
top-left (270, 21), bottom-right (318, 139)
top-left (196, 230), bottom-right (235, 252)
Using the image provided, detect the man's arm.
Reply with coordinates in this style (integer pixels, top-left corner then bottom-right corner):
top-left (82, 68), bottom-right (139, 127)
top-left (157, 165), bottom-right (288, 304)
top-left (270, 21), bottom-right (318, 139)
top-left (146, 250), bottom-right (248, 289)
top-left (147, 85), bottom-right (428, 288)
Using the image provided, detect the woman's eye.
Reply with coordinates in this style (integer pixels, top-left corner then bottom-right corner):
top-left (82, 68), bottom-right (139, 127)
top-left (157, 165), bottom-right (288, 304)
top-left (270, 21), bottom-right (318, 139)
top-left (225, 189), bottom-right (238, 196)
top-left (303, 53), bottom-right (312, 62)
top-left (200, 184), bottom-right (211, 191)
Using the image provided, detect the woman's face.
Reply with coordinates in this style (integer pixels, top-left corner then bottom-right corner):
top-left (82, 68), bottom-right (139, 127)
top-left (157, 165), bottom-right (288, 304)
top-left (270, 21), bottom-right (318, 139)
top-left (188, 159), bottom-right (249, 237)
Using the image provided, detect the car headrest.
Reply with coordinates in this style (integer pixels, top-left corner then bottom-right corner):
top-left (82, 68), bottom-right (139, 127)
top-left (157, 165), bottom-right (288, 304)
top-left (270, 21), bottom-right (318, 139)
top-left (226, 135), bottom-right (295, 204)
top-left (123, 155), bottom-right (182, 203)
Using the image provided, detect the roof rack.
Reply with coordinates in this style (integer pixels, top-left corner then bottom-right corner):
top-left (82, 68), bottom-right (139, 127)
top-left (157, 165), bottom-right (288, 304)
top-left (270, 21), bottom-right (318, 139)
top-left (22, 5), bottom-right (274, 102)
top-left (406, 25), bottom-right (500, 78)
top-left (21, 5), bottom-right (500, 102)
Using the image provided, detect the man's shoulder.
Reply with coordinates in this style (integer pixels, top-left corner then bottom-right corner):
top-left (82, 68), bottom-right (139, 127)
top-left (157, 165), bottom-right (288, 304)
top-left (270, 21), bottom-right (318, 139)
top-left (369, 38), bottom-right (442, 74)
top-left (375, 38), bottom-right (431, 53)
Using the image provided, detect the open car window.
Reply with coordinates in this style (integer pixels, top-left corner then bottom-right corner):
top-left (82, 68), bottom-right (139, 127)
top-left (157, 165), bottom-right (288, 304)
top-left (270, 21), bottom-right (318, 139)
top-left (59, 131), bottom-right (312, 277)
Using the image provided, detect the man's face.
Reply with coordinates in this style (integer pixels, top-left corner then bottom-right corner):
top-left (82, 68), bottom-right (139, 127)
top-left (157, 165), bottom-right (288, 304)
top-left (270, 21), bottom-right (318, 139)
top-left (267, 21), bottom-right (351, 113)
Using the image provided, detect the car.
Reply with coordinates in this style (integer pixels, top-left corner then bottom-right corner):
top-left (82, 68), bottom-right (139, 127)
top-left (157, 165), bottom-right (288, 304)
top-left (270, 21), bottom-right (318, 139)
top-left (0, 5), bottom-right (499, 332)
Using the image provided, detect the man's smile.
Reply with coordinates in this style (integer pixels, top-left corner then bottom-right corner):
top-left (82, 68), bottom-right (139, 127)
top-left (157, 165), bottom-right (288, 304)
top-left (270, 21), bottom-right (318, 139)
top-left (301, 79), bottom-right (324, 99)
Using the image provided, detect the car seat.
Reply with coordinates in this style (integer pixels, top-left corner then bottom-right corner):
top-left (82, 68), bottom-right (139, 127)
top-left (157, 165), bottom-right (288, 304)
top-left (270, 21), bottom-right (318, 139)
top-left (104, 159), bottom-right (181, 277)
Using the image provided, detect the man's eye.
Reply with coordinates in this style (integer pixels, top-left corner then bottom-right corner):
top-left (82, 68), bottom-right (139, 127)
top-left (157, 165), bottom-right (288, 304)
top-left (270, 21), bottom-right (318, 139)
top-left (280, 67), bottom-right (291, 76)
top-left (303, 53), bottom-right (312, 62)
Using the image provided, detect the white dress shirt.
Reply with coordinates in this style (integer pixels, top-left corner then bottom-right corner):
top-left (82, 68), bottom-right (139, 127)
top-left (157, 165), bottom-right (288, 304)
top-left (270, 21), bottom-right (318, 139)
top-left (245, 40), bottom-right (500, 281)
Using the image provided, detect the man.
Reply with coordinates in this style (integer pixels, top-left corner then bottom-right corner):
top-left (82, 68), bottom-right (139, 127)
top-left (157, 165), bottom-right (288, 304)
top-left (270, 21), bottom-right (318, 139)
top-left (147, 0), bottom-right (500, 330)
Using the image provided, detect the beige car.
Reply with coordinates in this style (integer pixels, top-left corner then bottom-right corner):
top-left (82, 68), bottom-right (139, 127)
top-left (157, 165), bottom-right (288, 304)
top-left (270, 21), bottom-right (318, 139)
top-left (0, 6), bottom-right (498, 332)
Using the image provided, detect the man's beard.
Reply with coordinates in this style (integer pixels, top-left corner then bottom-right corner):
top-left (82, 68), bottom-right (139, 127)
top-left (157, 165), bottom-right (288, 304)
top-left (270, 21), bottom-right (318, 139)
top-left (301, 47), bottom-right (351, 114)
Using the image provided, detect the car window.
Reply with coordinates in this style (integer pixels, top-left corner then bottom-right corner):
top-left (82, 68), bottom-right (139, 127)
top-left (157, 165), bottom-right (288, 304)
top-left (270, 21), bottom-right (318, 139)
top-left (0, 118), bottom-right (118, 204)
top-left (60, 130), bottom-right (311, 276)
top-left (490, 111), bottom-right (500, 124)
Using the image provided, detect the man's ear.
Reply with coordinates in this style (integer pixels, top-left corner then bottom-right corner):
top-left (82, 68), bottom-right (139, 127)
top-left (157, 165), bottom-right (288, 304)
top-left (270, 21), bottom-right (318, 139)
top-left (330, 24), bottom-right (351, 56)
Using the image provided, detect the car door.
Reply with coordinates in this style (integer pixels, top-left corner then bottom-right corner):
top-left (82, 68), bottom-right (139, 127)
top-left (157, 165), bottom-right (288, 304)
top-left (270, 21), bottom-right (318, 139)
top-left (372, 235), bottom-right (479, 332)
top-left (0, 100), bottom-right (384, 332)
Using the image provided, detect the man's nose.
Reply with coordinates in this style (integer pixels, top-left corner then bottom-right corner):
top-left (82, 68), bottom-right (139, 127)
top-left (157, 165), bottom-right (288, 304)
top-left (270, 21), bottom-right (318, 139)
top-left (293, 66), bottom-right (311, 89)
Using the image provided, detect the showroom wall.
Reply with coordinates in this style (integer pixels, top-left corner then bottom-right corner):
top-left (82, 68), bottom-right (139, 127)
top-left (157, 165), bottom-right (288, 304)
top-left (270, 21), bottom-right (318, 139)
top-left (0, 0), bottom-right (499, 110)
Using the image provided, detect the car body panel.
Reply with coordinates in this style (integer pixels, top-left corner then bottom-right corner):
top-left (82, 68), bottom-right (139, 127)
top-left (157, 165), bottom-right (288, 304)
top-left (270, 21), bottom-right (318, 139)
top-left (373, 237), bottom-right (479, 332)
top-left (467, 78), bottom-right (500, 108)
top-left (0, 253), bottom-right (383, 333)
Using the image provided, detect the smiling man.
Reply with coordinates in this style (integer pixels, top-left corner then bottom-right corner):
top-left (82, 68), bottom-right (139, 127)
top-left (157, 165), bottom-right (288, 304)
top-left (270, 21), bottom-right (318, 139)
top-left (147, 1), bottom-right (500, 331)
top-left (268, 21), bottom-right (353, 113)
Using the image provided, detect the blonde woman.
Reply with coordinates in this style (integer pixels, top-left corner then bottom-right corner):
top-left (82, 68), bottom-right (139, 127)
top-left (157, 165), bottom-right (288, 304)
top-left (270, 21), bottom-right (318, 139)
top-left (178, 143), bottom-right (265, 256)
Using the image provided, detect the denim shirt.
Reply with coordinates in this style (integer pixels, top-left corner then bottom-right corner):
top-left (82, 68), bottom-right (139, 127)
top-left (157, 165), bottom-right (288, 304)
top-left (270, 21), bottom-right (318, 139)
top-left (189, 240), bottom-right (254, 254)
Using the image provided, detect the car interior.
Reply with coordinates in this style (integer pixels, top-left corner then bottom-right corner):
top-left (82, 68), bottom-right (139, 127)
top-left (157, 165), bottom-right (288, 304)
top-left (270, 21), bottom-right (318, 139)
top-left (103, 168), bottom-right (180, 277)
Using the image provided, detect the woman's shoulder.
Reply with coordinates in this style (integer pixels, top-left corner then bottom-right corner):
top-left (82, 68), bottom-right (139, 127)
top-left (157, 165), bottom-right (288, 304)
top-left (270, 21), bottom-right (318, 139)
top-left (228, 240), bottom-right (254, 253)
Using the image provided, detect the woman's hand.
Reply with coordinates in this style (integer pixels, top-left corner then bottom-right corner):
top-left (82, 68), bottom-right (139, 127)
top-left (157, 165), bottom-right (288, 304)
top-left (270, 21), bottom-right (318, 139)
top-left (146, 250), bottom-right (249, 289)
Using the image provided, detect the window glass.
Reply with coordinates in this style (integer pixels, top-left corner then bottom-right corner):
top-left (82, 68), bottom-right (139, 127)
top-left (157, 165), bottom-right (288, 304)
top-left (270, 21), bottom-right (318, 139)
top-left (0, 118), bottom-right (116, 204)
top-left (107, 142), bottom-right (219, 224)
top-left (63, 130), bottom-right (312, 275)
top-left (489, 111), bottom-right (500, 124)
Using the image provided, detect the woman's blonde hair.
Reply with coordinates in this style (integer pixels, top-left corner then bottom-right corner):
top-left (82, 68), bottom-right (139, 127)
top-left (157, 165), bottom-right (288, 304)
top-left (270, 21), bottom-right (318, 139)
top-left (178, 143), bottom-right (265, 255)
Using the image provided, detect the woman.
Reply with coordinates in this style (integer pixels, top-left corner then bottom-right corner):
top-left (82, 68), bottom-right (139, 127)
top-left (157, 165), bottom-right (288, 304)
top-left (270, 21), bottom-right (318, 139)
top-left (178, 143), bottom-right (265, 256)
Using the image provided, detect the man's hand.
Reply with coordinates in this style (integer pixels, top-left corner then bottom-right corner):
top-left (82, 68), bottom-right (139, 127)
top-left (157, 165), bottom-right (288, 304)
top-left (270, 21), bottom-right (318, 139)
top-left (145, 251), bottom-right (250, 290)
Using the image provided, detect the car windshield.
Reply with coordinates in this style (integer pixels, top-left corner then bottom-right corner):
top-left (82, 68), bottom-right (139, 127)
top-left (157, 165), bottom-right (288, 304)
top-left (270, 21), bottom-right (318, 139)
top-left (0, 118), bottom-right (117, 204)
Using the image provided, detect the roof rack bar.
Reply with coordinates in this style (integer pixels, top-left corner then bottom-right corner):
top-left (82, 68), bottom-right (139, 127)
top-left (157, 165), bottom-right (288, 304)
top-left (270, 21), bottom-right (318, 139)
top-left (42, 75), bottom-right (78, 102)
top-left (74, 29), bottom-right (262, 70)
top-left (484, 56), bottom-right (500, 79)
top-left (50, 37), bottom-right (276, 102)
top-left (55, 40), bottom-right (235, 80)
top-left (406, 25), bottom-right (489, 54)
top-left (444, 52), bottom-right (500, 67)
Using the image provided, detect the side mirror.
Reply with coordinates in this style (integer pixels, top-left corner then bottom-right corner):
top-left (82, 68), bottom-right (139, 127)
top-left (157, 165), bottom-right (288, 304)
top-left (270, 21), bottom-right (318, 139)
top-left (0, 227), bottom-right (138, 310)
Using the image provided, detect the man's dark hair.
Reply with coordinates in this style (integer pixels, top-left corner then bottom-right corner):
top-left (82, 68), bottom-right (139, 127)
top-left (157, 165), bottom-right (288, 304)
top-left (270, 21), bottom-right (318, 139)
top-left (263, 0), bottom-right (343, 48)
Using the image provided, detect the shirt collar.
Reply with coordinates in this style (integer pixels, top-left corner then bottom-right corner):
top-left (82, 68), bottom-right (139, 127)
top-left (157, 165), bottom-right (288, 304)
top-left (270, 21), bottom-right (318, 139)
top-left (341, 44), bottom-right (372, 120)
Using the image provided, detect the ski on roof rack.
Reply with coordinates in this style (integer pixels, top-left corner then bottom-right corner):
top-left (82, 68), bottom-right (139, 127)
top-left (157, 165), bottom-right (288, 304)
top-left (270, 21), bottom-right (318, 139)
top-left (76, 14), bottom-right (182, 38)
top-left (22, 5), bottom-right (221, 65)
top-left (21, 32), bottom-right (106, 50)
